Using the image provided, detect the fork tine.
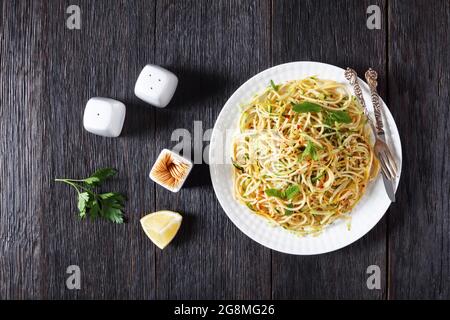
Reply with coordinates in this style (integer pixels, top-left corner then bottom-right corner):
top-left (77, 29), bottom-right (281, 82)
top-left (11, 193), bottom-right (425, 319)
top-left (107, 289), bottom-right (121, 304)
top-left (383, 152), bottom-right (396, 180)
top-left (380, 152), bottom-right (395, 179)
top-left (380, 165), bottom-right (389, 179)
top-left (378, 154), bottom-right (390, 178)
top-left (379, 153), bottom-right (394, 180)
top-left (385, 149), bottom-right (398, 175)
top-left (383, 151), bottom-right (397, 179)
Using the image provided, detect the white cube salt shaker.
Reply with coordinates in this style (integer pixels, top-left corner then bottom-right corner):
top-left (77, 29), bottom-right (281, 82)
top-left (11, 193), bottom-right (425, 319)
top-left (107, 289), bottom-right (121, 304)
top-left (134, 65), bottom-right (178, 108)
top-left (83, 97), bottom-right (126, 137)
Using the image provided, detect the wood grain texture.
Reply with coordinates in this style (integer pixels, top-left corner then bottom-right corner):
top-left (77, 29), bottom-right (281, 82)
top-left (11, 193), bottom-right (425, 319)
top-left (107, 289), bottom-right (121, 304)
top-left (0, 0), bottom-right (44, 299)
top-left (1, 0), bottom-right (449, 300)
top-left (40, 0), bottom-right (157, 299)
top-left (271, 0), bottom-right (388, 299)
top-left (153, 0), bottom-right (272, 299)
top-left (387, 0), bottom-right (450, 299)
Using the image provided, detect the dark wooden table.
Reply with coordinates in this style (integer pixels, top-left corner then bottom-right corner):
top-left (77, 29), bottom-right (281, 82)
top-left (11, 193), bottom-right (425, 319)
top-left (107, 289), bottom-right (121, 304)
top-left (1, 0), bottom-right (449, 300)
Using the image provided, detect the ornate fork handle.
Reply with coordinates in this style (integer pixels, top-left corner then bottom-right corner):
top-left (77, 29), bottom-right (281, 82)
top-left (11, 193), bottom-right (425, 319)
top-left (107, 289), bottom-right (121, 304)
top-left (344, 68), bottom-right (376, 135)
top-left (344, 68), bottom-right (367, 109)
top-left (365, 68), bottom-right (384, 136)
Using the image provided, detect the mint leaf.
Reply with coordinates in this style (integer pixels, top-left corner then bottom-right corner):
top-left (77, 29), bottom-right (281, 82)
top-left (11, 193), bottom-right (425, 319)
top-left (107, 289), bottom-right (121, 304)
top-left (292, 101), bottom-right (322, 113)
top-left (265, 188), bottom-right (285, 199)
top-left (285, 185), bottom-right (300, 200)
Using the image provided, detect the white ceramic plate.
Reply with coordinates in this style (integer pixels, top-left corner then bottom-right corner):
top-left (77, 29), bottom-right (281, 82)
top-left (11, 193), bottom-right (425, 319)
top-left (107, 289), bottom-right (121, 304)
top-left (209, 61), bottom-right (402, 255)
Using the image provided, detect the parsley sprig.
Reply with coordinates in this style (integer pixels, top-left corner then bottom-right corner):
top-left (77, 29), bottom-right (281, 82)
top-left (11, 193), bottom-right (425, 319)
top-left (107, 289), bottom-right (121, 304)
top-left (55, 168), bottom-right (126, 224)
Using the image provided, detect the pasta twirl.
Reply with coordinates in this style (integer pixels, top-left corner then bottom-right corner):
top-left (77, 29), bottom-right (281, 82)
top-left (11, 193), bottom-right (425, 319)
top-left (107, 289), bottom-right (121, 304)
top-left (232, 77), bottom-right (379, 236)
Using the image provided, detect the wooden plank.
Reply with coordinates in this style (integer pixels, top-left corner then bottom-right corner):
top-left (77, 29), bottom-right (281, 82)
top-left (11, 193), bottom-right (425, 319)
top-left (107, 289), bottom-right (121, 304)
top-left (0, 0), bottom-right (44, 299)
top-left (40, 0), bottom-right (157, 299)
top-left (271, 0), bottom-right (388, 299)
top-left (388, 0), bottom-right (450, 299)
top-left (153, 0), bottom-right (272, 299)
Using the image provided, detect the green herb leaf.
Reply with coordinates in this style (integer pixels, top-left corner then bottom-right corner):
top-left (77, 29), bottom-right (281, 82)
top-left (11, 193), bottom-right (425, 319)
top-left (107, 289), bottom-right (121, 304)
top-left (89, 200), bottom-right (100, 220)
top-left (270, 80), bottom-right (279, 91)
top-left (311, 171), bottom-right (325, 183)
top-left (55, 168), bottom-right (126, 224)
top-left (83, 176), bottom-right (100, 186)
top-left (231, 158), bottom-right (244, 171)
top-left (331, 110), bottom-right (352, 123)
top-left (300, 141), bottom-right (318, 161)
top-left (77, 192), bottom-right (90, 217)
top-left (265, 188), bottom-right (285, 199)
top-left (102, 204), bottom-right (124, 224)
top-left (292, 101), bottom-right (322, 113)
top-left (100, 195), bottom-right (125, 224)
top-left (84, 168), bottom-right (117, 186)
top-left (99, 192), bottom-right (126, 202)
top-left (325, 110), bottom-right (352, 125)
top-left (285, 204), bottom-right (294, 216)
top-left (285, 185), bottom-right (300, 200)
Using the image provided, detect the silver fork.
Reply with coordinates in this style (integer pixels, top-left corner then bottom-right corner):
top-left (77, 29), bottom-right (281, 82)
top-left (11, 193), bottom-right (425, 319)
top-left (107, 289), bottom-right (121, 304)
top-left (365, 68), bottom-right (398, 180)
top-left (344, 68), bottom-right (398, 180)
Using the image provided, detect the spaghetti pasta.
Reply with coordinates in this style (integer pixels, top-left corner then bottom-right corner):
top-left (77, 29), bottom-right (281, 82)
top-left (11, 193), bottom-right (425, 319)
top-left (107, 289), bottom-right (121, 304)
top-left (232, 77), bottom-right (379, 236)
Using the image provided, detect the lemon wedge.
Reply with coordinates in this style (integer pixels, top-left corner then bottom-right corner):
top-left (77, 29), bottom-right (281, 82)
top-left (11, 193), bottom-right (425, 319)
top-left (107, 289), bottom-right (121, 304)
top-left (140, 210), bottom-right (182, 249)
